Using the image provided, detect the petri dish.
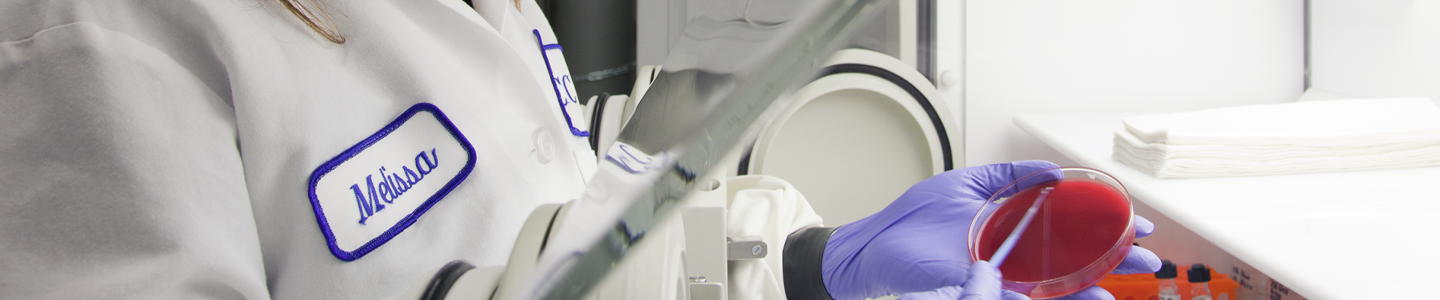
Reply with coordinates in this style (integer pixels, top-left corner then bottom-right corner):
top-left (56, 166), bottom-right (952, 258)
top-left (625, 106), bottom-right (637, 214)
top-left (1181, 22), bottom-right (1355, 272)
top-left (967, 167), bottom-right (1135, 299)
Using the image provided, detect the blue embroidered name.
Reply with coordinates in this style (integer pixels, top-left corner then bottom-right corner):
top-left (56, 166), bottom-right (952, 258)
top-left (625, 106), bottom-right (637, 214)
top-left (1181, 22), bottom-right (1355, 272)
top-left (351, 149), bottom-right (440, 224)
top-left (534, 29), bottom-right (590, 137)
top-left (308, 103), bottom-right (476, 261)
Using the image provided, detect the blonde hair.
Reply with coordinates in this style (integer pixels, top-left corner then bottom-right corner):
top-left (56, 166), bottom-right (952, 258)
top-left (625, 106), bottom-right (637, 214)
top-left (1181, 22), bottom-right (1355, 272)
top-left (278, 0), bottom-right (345, 44)
top-left (279, 0), bottom-right (523, 44)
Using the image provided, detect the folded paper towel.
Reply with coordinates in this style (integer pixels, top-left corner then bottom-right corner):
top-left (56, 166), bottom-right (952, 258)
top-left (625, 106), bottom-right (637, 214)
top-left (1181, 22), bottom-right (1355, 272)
top-left (1114, 98), bottom-right (1440, 178)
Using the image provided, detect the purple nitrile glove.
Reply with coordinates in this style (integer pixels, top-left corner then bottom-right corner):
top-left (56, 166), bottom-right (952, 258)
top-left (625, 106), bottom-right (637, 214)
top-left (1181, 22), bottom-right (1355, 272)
top-left (896, 261), bottom-right (1030, 300)
top-left (1049, 233), bottom-right (1161, 300)
top-left (821, 161), bottom-right (1163, 300)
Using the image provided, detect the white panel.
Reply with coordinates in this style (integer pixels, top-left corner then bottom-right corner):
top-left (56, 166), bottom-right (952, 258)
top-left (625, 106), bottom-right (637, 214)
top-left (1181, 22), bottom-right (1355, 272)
top-left (636, 0), bottom-right (670, 66)
top-left (757, 87), bottom-right (935, 225)
top-left (965, 1), bottom-right (1304, 166)
top-left (898, 0), bottom-right (918, 67)
top-left (936, 0), bottom-right (964, 164)
top-left (1311, 0), bottom-right (1440, 104)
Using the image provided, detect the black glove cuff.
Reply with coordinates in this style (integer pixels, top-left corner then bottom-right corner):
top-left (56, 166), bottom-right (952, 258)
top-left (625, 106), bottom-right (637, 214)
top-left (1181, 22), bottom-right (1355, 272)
top-left (422, 260), bottom-right (475, 300)
top-left (784, 226), bottom-right (838, 300)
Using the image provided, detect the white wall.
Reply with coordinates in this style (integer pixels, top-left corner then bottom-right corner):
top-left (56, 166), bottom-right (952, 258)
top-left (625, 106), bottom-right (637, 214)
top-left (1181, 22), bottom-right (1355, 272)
top-left (1311, 0), bottom-right (1440, 103)
top-left (964, 1), bottom-right (1305, 166)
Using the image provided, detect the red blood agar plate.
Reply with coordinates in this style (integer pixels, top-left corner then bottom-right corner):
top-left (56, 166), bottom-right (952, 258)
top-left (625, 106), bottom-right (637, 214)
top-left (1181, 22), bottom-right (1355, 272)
top-left (967, 167), bottom-right (1135, 299)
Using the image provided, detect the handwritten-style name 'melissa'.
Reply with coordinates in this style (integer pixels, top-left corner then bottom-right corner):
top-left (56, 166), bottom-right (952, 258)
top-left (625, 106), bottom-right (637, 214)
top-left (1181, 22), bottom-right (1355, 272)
top-left (350, 149), bottom-right (440, 224)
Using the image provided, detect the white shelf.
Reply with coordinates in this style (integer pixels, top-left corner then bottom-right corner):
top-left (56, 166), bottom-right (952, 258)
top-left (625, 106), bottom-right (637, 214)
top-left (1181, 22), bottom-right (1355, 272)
top-left (1014, 112), bottom-right (1440, 300)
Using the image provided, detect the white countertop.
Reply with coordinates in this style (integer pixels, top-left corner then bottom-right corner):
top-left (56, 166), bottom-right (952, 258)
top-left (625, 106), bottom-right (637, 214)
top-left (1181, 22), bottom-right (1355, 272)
top-left (1014, 112), bottom-right (1440, 300)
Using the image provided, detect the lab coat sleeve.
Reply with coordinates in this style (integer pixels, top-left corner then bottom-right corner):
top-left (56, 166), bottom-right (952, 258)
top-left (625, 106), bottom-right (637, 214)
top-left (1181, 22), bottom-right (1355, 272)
top-left (0, 23), bottom-right (269, 298)
top-left (726, 175), bottom-right (827, 300)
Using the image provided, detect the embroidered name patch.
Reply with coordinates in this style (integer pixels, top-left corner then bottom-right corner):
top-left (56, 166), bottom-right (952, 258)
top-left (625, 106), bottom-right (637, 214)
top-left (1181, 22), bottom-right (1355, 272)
top-left (307, 103), bottom-right (476, 261)
top-left (534, 29), bottom-right (590, 137)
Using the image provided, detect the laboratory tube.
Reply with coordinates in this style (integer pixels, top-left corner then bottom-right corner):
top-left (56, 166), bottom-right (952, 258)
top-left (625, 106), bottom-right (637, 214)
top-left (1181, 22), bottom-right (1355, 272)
top-left (1155, 260), bottom-right (1180, 300)
top-left (1188, 263), bottom-right (1213, 300)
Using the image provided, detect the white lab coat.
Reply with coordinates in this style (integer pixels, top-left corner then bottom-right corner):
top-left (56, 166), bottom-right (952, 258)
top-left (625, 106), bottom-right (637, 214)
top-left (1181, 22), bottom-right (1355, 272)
top-left (0, 0), bottom-right (819, 299)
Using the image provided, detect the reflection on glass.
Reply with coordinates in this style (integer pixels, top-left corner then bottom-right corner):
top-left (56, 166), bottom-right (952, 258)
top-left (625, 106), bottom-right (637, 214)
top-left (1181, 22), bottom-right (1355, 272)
top-left (520, 0), bottom-right (899, 299)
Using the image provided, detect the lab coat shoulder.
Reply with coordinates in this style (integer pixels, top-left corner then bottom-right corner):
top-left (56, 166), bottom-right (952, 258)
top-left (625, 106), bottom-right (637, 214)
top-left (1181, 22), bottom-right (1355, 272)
top-left (2, 0), bottom-right (252, 104)
top-left (2, 0), bottom-right (593, 298)
top-left (726, 175), bottom-right (826, 300)
top-left (0, 18), bottom-right (267, 299)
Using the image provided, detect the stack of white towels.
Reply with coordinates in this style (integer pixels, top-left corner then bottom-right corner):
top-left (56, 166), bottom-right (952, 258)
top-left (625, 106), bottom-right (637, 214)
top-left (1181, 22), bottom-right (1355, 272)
top-left (1113, 98), bottom-right (1440, 178)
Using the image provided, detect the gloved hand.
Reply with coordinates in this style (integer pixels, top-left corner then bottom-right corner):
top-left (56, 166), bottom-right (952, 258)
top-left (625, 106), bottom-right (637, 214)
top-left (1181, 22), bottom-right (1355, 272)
top-left (896, 261), bottom-right (1029, 300)
top-left (822, 161), bottom-right (1162, 300)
